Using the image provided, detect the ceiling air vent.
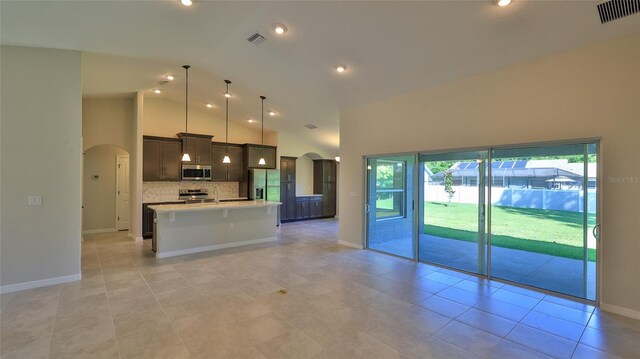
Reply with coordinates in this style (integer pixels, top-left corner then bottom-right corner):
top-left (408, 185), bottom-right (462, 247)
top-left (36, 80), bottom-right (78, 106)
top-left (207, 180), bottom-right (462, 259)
top-left (158, 80), bottom-right (170, 86)
top-left (247, 33), bottom-right (266, 46)
top-left (305, 124), bottom-right (318, 130)
top-left (597, 0), bottom-right (640, 24)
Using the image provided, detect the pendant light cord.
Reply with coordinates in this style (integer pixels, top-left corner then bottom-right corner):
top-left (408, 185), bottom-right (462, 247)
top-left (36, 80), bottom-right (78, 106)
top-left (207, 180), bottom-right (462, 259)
top-left (225, 80), bottom-right (231, 154)
top-left (183, 65), bottom-right (190, 135)
top-left (260, 96), bottom-right (266, 157)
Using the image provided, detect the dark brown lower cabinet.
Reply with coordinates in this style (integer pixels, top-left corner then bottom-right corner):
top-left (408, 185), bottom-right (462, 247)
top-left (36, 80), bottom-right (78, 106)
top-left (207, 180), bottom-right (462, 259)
top-left (310, 197), bottom-right (323, 218)
top-left (285, 195), bottom-right (324, 222)
top-left (322, 182), bottom-right (337, 217)
top-left (281, 182), bottom-right (296, 221)
top-left (296, 197), bottom-right (310, 219)
top-left (142, 202), bottom-right (184, 239)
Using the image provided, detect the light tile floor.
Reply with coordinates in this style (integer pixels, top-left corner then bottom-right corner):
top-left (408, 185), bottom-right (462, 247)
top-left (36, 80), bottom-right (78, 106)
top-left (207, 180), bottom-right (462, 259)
top-left (372, 234), bottom-right (597, 299)
top-left (1, 218), bottom-right (639, 358)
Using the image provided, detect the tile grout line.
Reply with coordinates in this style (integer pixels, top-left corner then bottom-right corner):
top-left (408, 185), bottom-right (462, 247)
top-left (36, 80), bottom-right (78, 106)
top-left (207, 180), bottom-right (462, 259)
top-left (570, 310), bottom-right (596, 358)
top-left (133, 252), bottom-right (198, 357)
top-left (96, 242), bottom-right (123, 359)
top-left (45, 284), bottom-right (63, 359)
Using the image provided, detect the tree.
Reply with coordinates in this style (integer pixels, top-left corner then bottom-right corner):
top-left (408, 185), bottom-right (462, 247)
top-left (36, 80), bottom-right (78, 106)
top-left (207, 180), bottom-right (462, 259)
top-left (444, 170), bottom-right (455, 205)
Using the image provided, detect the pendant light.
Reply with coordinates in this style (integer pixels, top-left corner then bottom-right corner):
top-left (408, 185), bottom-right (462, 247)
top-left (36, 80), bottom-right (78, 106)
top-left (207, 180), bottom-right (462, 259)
top-left (181, 65), bottom-right (191, 162)
top-left (222, 80), bottom-right (232, 164)
top-left (258, 96), bottom-right (267, 166)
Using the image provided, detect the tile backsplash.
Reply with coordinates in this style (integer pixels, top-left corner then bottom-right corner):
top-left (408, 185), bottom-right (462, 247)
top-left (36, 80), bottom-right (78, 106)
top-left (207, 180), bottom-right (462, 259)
top-left (143, 182), bottom-right (240, 203)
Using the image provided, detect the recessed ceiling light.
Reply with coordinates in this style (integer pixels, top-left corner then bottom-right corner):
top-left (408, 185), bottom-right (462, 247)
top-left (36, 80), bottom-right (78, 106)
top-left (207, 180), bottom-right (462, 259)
top-left (335, 64), bottom-right (347, 73)
top-left (153, 89), bottom-right (161, 94)
top-left (206, 103), bottom-right (213, 108)
top-left (165, 75), bottom-right (174, 81)
top-left (248, 118), bottom-right (255, 123)
top-left (180, 0), bottom-right (193, 6)
top-left (224, 92), bottom-right (232, 98)
top-left (268, 111), bottom-right (276, 116)
top-left (274, 23), bottom-right (288, 35)
top-left (496, 0), bottom-right (512, 6)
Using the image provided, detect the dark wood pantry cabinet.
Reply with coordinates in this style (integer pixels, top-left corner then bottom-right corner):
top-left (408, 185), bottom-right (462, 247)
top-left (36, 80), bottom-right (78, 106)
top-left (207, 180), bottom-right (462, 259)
top-left (314, 159), bottom-right (337, 217)
top-left (280, 157), bottom-right (297, 221)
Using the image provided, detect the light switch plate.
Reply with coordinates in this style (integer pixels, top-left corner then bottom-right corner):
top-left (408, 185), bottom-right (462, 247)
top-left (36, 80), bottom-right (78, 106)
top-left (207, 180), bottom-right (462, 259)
top-left (28, 196), bottom-right (43, 206)
top-left (349, 191), bottom-right (357, 197)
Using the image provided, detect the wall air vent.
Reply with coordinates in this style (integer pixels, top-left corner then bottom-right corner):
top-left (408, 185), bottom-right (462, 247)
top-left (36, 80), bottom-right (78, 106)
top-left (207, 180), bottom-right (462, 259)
top-left (247, 33), bottom-right (266, 46)
top-left (305, 124), bottom-right (318, 130)
top-left (597, 0), bottom-right (640, 24)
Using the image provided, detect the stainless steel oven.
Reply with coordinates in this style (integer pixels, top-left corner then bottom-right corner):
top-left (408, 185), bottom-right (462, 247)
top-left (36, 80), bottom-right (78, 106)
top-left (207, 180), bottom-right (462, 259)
top-left (182, 164), bottom-right (212, 181)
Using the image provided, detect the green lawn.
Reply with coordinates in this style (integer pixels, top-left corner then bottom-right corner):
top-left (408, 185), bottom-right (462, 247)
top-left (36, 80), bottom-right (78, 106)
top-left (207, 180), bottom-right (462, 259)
top-left (424, 202), bottom-right (596, 261)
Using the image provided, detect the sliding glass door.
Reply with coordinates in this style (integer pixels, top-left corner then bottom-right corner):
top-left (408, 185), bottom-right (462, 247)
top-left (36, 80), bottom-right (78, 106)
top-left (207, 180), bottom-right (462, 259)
top-left (419, 151), bottom-right (488, 275)
top-left (364, 141), bottom-right (599, 301)
top-left (490, 142), bottom-right (598, 300)
top-left (366, 155), bottom-right (417, 259)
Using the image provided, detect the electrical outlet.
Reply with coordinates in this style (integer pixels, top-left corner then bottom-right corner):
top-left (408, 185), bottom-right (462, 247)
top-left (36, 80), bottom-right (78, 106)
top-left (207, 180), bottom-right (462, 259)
top-left (28, 196), bottom-right (43, 206)
top-left (349, 191), bottom-right (357, 197)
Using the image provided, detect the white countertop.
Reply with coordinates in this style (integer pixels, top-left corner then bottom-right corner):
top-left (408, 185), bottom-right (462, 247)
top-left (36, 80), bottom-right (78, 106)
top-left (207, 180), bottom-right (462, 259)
top-left (149, 200), bottom-right (281, 213)
top-left (144, 197), bottom-right (249, 204)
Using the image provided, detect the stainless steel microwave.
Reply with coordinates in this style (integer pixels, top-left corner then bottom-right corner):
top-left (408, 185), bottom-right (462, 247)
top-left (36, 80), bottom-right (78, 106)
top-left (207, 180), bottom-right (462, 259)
top-left (182, 164), bottom-right (212, 181)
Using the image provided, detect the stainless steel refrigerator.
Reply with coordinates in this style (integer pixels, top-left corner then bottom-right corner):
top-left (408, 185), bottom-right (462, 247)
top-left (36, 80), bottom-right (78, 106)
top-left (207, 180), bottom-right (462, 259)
top-left (248, 169), bottom-right (281, 225)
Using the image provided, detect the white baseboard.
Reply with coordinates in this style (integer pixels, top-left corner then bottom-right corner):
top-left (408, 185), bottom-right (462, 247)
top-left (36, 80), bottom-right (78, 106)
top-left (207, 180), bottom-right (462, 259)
top-left (0, 274), bottom-right (81, 294)
top-left (82, 228), bottom-right (116, 235)
top-left (600, 303), bottom-right (640, 320)
top-left (128, 233), bottom-right (144, 241)
top-left (338, 240), bottom-right (363, 249)
top-left (156, 237), bottom-right (278, 259)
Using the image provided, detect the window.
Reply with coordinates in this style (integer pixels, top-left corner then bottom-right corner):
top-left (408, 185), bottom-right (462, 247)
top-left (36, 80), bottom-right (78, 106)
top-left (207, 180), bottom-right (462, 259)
top-left (375, 160), bottom-right (406, 219)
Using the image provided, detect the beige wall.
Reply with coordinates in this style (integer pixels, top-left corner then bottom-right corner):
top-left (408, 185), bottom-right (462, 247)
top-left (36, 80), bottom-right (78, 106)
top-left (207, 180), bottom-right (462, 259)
top-left (83, 97), bottom-right (135, 152)
top-left (277, 130), bottom-right (336, 160)
top-left (83, 96), bottom-right (140, 238)
top-left (83, 145), bottom-right (128, 232)
top-left (143, 98), bottom-right (275, 145)
top-left (131, 92), bottom-right (144, 239)
top-left (296, 154), bottom-right (316, 195)
top-left (1, 46), bottom-right (82, 289)
top-left (340, 34), bottom-right (640, 315)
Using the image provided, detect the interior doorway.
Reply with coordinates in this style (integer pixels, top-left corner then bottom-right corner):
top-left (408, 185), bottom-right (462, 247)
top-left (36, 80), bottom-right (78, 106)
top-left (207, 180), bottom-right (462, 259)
top-left (116, 155), bottom-right (130, 231)
top-left (82, 145), bottom-right (130, 234)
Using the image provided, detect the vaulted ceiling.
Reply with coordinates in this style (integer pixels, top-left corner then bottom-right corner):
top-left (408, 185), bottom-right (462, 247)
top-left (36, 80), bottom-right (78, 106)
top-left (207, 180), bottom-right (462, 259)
top-left (2, 1), bottom-right (639, 153)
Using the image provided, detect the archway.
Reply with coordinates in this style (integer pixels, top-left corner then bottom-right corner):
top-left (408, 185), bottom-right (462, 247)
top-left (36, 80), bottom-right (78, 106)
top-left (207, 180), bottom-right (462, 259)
top-left (295, 152), bottom-right (323, 195)
top-left (82, 144), bottom-right (130, 234)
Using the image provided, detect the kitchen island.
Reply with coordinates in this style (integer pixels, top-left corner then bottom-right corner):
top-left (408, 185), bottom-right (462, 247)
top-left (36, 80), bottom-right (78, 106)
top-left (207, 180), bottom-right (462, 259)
top-left (149, 200), bottom-right (280, 258)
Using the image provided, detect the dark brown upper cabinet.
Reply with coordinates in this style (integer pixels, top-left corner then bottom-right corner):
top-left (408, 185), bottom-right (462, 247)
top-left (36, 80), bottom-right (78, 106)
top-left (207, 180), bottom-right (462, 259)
top-left (177, 133), bottom-right (212, 165)
top-left (245, 144), bottom-right (276, 169)
top-left (143, 136), bottom-right (182, 181)
top-left (280, 156), bottom-right (297, 183)
top-left (211, 142), bottom-right (244, 182)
